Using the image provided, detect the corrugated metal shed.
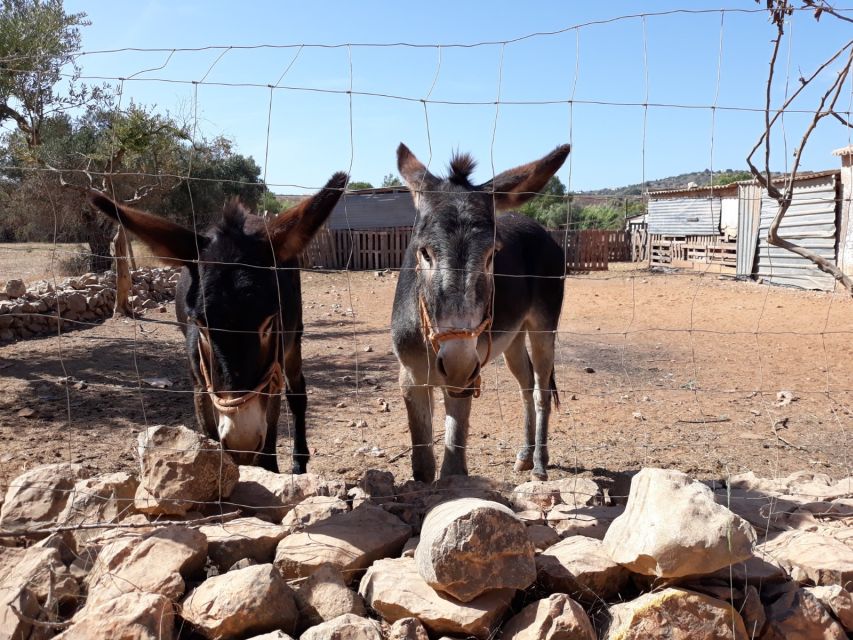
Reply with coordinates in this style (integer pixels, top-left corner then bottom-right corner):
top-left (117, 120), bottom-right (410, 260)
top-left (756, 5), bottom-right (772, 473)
top-left (736, 184), bottom-right (762, 277)
top-left (753, 174), bottom-right (839, 291)
top-left (327, 188), bottom-right (416, 230)
top-left (647, 197), bottom-right (721, 235)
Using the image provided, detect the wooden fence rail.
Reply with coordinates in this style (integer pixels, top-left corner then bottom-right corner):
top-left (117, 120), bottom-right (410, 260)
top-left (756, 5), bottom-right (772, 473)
top-left (299, 226), bottom-right (647, 271)
top-left (649, 234), bottom-right (737, 274)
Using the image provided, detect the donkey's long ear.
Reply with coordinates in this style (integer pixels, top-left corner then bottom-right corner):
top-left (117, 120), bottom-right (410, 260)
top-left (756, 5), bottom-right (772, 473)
top-left (397, 143), bottom-right (439, 200)
top-left (88, 191), bottom-right (206, 266)
top-left (479, 144), bottom-right (570, 210)
top-left (268, 171), bottom-right (348, 261)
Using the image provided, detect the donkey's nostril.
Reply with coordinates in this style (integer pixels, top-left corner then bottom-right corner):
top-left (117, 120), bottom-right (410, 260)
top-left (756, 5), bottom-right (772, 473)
top-left (468, 362), bottom-right (481, 383)
top-left (436, 356), bottom-right (448, 378)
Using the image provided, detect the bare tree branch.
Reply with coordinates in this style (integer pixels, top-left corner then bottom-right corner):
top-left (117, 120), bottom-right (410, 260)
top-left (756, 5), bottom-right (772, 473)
top-left (748, 1), bottom-right (853, 294)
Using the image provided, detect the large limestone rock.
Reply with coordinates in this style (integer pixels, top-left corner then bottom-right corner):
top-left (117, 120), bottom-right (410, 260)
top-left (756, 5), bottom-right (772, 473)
top-left (135, 425), bottom-right (239, 516)
top-left (501, 593), bottom-right (596, 639)
top-left (806, 586), bottom-right (853, 631)
top-left (760, 530), bottom-right (853, 586)
top-left (56, 592), bottom-right (174, 640)
top-left (1, 546), bottom-right (80, 640)
top-left (602, 468), bottom-right (756, 577)
top-left (536, 536), bottom-right (631, 603)
top-left (58, 472), bottom-right (139, 544)
top-left (547, 505), bottom-right (624, 539)
top-left (294, 563), bottom-right (366, 630)
top-left (275, 504), bottom-right (410, 583)
top-left (244, 633), bottom-right (295, 640)
top-left (199, 517), bottom-right (289, 571)
top-left (527, 524), bottom-right (560, 551)
top-left (181, 563), bottom-right (298, 639)
top-left (281, 495), bottom-right (349, 529)
top-left (358, 468), bottom-right (395, 504)
top-left (511, 477), bottom-right (600, 511)
top-left (762, 587), bottom-right (847, 639)
top-left (415, 497), bottom-right (535, 602)
top-left (4, 279), bottom-right (25, 298)
top-left (85, 525), bottom-right (207, 606)
top-left (0, 462), bottom-right (90, 533)
top-left (359, 557), bottom-right (513, 640)
top-left (230, 465), bottom-right (333, 521)
top-left (300, 613), bottom-right (384, 640)
top-left (605, 588), bottom-right (749, 639)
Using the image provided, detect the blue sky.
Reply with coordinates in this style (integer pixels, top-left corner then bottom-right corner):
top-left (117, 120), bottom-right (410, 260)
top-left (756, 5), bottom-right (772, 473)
top-left (63, 1), bottom-right (853, 194)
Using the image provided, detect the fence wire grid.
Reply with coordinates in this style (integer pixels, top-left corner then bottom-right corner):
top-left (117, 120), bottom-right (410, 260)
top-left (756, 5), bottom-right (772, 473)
top-left (1, 5), bottom-right (853, 637)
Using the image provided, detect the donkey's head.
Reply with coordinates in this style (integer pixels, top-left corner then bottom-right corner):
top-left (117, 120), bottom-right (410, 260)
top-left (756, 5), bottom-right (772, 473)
top-left (398, 143), bottom-right (569, 397)
top-left (89, 173), bottom-right (347, 464)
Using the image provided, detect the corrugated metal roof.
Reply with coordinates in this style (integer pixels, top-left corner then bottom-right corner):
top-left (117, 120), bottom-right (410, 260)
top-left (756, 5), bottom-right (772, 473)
top-left (648, 197), bottom-right (721, 235)
top-left (832, 145), bottom-right (853, 157)
top-left (754, 174), bottom-right (838, 291)
top-left (648, 169), bottom-right (840, 197)
top-left (648, 183), bottom-right (738, 197)
top-left (327, 190), bottom-right (417, 230)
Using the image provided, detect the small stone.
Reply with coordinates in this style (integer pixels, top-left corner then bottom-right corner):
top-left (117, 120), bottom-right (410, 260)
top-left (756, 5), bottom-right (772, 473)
top-left (294, 563), bottom-right (366, 631)
top-left (501, 593), bottom-right (596, 639)
top-left (388, 617), bottom-right (430, 640)
top-left (301, 614), bottom-right (384, 640)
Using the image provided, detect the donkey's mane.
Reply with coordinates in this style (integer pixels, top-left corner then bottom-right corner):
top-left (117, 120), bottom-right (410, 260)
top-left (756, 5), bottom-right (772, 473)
top-left (447, 152), bottom-right (477, 186)
top-left (220, 198), bottom-right (249, 231)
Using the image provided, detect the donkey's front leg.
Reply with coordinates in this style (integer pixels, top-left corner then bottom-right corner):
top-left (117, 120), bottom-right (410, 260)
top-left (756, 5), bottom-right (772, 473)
top-left (440, 391), bottom-right (472, 478)
top-left (284, 344), bottom-right (309, 474)
top-left (261, 394), bottom-right (281, 473)
top-left (400, 365), bottom-right (435, 483)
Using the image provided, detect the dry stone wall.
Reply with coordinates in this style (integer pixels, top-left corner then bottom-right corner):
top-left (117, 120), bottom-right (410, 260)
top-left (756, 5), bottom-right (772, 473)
top-left (1, 427), bottom-right (852, 639)
top-left (0, 267), bottom-right (180, 342)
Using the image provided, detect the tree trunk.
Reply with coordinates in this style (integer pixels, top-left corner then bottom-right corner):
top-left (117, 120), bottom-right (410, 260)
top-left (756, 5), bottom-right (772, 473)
top-left (112, 225), bottom-right (133, 317)
top-left (82, 207), bottom-right (114, 273)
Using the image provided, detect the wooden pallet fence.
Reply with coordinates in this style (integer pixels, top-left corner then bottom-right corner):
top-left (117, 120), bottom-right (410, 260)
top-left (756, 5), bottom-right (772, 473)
top-left (548, 229), bottom-right (610, 271)
top-left (299, 226), bottom-right (413, 270)
top-left (631, 228), bottom-right (649, 263)
top-left (607, 231), bottom-right (632, 262)
top-left (649, 234), bottom-right (736, 274)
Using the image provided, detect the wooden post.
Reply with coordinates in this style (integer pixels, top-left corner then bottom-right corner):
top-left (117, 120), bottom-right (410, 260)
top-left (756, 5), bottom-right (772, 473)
top-left (112, 225), bottom-right (133, 317)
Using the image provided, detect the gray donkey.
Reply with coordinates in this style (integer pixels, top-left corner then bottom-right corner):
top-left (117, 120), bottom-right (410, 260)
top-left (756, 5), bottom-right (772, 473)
top-left (391, 143), bottom-right (570, 482)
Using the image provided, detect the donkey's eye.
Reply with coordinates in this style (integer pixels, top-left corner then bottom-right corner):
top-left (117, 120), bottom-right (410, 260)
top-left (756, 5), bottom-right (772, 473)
top-left (485, 250), bottom-right (495, 269)
top-left (419, 247), bottom-right (433, 266)
top-left (259, 315), bottom-right (275, 340)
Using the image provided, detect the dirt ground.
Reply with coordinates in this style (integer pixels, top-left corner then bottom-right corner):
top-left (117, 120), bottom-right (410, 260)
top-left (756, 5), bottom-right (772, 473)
top-left (2, 254), bottom-right (852, 496)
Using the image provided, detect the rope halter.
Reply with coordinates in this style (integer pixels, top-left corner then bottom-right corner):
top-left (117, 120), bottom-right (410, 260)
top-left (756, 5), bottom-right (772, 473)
top-left (418, 292), bottom-right (492, 398)
top-left (196, 315), bottom-right (285, 415)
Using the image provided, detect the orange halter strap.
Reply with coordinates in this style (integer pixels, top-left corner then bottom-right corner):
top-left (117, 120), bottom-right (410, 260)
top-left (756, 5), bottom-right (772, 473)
top-left (417, 292), bottom-right (493, 398)
top-left (196, 316), bottom-right (285, 415)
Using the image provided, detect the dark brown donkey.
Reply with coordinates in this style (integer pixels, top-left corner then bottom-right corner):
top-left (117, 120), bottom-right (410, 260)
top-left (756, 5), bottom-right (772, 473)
top-left (89, 172), bottom-right (347, 473)
top-left (391, 144), bottom-right (569, 482)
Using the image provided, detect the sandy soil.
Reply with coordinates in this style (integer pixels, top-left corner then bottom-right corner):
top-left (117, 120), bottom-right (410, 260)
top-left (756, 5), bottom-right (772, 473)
top-left (2, 261), bottom-right (852, 497)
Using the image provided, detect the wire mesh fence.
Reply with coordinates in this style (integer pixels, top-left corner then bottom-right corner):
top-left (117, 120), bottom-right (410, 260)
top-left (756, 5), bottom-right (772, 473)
top-left (1, 3), bottom-right (853, 638)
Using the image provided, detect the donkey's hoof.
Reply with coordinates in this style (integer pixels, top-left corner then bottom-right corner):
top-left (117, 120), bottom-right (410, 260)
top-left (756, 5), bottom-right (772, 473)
top-left (530, 470), bottom-right (548, 481)
top-left (514, 457), bottom-right (534, 473)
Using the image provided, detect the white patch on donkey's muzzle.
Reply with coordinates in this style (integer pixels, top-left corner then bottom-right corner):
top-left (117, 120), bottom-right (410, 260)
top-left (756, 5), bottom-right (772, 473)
top-left (217, 398), bottom-right (267, 462)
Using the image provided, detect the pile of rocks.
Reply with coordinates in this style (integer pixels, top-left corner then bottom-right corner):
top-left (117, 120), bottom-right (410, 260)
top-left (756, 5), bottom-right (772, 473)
top-left (0, 267), bottom-right (180, 342)
top-left (1, 425), bottom-right (851, 639)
